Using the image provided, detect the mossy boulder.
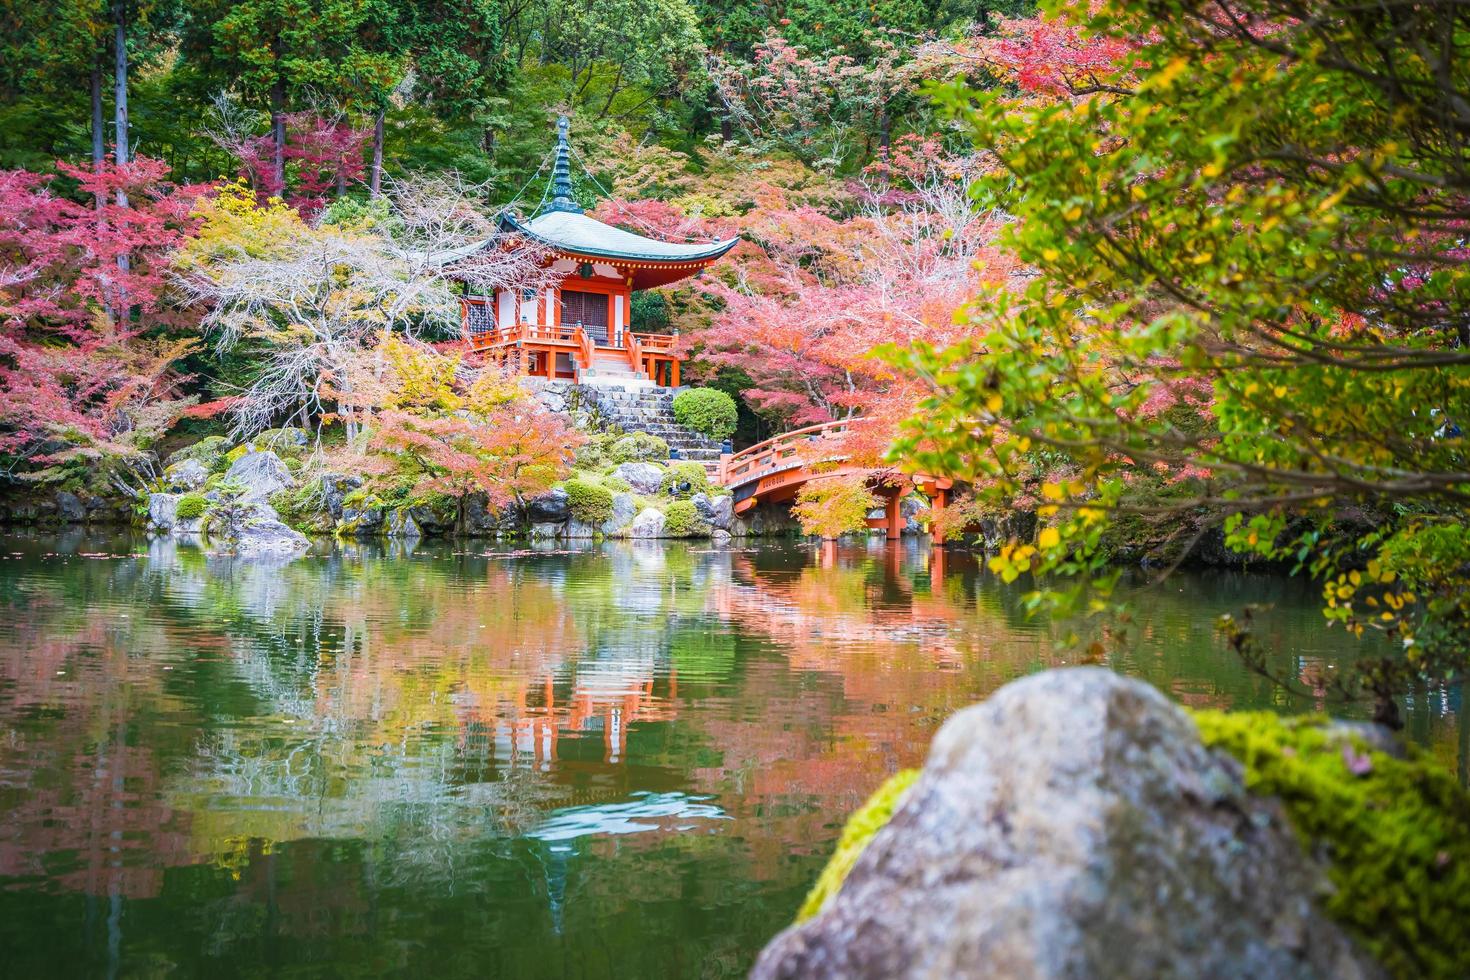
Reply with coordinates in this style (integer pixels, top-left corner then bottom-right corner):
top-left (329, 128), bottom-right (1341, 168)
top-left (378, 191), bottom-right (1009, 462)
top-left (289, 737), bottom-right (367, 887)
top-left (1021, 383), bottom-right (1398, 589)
top-left (565, 479), bottom-right (615, 525)
top-left (758, 669), bottom-right (1384, 980)
top-left (663, 500), bottom-right (709, 537)
top-left (164, 435), bottom-right (229, 473)
top-left (609, 432), bottom-right (669, 464)
top-left (796, 769), bottom-right (919, 923)
top-left (1194, 710), bottom-right (1470, 979)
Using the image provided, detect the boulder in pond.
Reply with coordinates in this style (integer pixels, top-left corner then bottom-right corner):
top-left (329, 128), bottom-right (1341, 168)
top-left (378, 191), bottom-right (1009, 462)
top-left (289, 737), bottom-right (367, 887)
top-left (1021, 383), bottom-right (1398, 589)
top-left (629, 507), bottom-right (666, 538)
top-left (752, 668), bottom-right (1382, 980)
top-left (527, 487), bottom-right (571, 523)
top-left (708, 494), bottom-right (734, 531)
top-left (320, 474), bottom-right (362, 520)
top-left (54, 491), bottom-right (87, 523)
top-left (339, 503), bottom-right (386, 537)
top-left (148, 492), bottom-right (181, 531)
top-left (385, 507), bottom-right (421, 539)
top-left (224, 449), bottom-right (293, 501)
top-left (602, 492), bottom-right (638, 536)
top-left (612, 462), bottom-right (665, 496)
top-left (207, 499), bottom-right (309, 558)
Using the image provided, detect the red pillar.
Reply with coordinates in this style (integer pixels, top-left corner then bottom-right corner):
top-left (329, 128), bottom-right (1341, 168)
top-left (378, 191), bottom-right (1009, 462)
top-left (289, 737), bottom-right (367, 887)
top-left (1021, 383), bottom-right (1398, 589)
top-left (884, 493), bottom-right (902, 541)
top-left (670, 359), bottom-right (681, 388)
top-left (931, 486), bottom-right (948, 545)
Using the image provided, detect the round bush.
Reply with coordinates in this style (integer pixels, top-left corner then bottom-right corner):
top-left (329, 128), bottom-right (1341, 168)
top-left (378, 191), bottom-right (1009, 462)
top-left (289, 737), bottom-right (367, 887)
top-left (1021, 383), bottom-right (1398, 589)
top-left (662, 500), bottom-right (709, 537)
top-left (609, 432), bottom-right (669, 464)
top-left (564, 479), bottom-right (614, 524)
top-left (673, 388), bottom-right (738, 440)
top-left (175, 493), bottom-right (208, 520)
top-left (660, 461), bottom-right (711, 498)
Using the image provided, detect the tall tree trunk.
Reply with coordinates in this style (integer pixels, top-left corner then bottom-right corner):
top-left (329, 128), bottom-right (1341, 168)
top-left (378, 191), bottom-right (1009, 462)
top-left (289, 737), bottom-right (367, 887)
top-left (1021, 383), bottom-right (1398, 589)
top-left (91, 61), bottom-right (105, 211)
top-left (113, 6), bottom-right (129, 201)
top-left (270, 77), bottom-right (286, 193)
top-left (369, 106), bottom-right (384, 199)
top-left (113, 4), bottom-right (130, 286)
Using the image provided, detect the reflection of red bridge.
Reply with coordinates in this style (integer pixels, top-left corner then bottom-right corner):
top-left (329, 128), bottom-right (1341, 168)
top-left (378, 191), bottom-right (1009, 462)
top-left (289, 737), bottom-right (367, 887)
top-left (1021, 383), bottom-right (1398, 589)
top-left (712, 419), bottom-right (954, 541)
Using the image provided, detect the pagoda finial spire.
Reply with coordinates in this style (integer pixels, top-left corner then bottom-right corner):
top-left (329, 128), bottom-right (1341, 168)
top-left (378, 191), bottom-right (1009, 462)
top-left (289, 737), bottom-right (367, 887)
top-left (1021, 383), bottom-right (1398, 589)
top-left (548, 115), bottom-right (582, 214)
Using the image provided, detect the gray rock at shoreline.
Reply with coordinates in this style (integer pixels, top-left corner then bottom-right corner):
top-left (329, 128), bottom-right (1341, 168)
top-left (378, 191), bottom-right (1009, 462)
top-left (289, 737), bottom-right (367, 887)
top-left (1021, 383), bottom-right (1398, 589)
top-left (603, 492), bottom-right (638, 536)
top-left (708, 494), bottom-right (734, 531)
top-left (385, 507), bottom-right (421, 539)
top-left (225, 450), bottom-right (294, 501)
top-left (341, 504), bottom-right (386, 537)
top-left (206, 499), bottom-right (310, 558)
top-left (613, 462), bottom-right (665, 496)
top-left (752, 668), bottom-right (1382, 980)
top-left (629, 507), bottom-right (666, 538)
top-left (55, 491), bottom-right (86, 523)
top-left (711, 529), bottom-right (732, 546)
top-left (148, 492), bottom-right (182, 531)
top-left (321, 474), bottom-right (362, 520)
top-left (527, 487), bottom-right (571, 523)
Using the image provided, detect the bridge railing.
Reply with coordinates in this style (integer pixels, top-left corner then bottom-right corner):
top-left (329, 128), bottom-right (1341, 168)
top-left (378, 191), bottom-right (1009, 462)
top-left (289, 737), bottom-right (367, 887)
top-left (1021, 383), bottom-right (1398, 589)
top-left (717, 418), bottom-right (866, 487)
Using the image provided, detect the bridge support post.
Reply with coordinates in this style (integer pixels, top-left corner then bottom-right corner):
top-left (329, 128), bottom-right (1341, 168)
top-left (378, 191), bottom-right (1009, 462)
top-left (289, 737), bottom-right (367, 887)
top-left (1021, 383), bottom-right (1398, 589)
top-left (931, 487), bottom-right (948, 545)
top-left (884, 494), bottom-right (902, 541)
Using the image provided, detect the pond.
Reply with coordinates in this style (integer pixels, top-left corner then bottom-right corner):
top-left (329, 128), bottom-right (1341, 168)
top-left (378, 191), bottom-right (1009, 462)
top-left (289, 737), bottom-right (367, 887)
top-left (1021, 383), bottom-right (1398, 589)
top-left (0, 532), bottom-right (1462, 977)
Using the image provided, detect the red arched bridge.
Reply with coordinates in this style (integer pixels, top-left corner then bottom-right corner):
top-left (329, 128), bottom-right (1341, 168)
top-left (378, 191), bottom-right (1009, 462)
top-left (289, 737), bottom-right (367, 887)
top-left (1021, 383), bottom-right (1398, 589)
top-left (710, 419), bottom-right (955, 541)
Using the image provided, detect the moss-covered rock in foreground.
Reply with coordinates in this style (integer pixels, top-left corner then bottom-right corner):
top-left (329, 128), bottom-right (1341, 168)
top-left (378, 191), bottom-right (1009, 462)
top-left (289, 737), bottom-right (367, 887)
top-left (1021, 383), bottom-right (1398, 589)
top-left (1193, 710), bottom-right (1470, 980)
top-left (796, 769), bottom-right (918, 923)
top-left (793, 704), bottom-right (1470, 979)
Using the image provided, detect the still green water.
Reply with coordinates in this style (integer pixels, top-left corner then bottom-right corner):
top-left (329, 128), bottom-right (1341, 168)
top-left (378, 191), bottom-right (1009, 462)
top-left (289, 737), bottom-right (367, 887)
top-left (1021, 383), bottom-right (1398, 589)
top-left (0, 531), bottom-right (1461, 978)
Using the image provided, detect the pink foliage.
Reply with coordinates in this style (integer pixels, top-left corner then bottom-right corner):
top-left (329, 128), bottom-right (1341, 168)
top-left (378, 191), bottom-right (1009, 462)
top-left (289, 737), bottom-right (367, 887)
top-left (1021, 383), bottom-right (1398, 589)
top-left (228, 113), bottom-right (369, 218)
top-left (980, 15), bottom-right (1137, 96)
top-left (0, 158), bottom-right (209, 459)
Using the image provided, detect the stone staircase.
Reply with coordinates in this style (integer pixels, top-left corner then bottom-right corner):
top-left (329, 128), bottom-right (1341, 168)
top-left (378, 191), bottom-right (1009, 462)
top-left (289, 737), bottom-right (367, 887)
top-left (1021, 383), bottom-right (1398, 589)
top-left (582, 383), bottom-right (725, 462)
top-left (578, 349), bottom-right (645, 383)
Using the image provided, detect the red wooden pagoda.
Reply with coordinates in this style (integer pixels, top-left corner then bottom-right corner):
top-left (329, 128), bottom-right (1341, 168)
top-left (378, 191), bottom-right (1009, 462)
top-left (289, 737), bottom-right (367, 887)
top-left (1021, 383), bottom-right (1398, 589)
top-left (460, 117), bottom-right (737, 386)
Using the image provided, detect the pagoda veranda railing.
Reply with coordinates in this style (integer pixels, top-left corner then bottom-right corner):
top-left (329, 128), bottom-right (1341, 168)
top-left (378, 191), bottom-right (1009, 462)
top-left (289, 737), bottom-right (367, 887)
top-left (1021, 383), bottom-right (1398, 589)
top-left (460, 297), bottom-right (678, 361)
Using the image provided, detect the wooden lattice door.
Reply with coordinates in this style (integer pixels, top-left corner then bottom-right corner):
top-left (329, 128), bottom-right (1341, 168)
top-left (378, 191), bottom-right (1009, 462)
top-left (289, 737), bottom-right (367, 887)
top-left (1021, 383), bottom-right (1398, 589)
top-left (560, 290), bottom-right (609, 343)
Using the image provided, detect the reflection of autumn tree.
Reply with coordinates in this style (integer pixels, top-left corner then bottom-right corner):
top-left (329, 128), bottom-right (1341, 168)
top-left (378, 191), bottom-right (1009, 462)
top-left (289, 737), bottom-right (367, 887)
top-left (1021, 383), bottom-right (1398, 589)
top-left (0, 577), bottom-right (211, 899)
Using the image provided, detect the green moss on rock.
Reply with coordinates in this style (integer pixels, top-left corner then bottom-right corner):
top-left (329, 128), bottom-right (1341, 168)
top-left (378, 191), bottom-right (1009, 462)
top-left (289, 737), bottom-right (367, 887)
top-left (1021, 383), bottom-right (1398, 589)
top-left (1194, 710), bottom-right (1470, 979)
top-left (608, 432), bottom-right (669, 464)
top-left (797, 769), bottom-right (919, 923)
top-left (660, 461), bottom-right (712, 499)
top-left (174, 493), bottom-right (208, 520)
top-left (565, 479), bottom-right (614, 524)
top-left (794, 712), bottom-right (1470, 979)
top-left (662, 499), bottom-right (708, 536)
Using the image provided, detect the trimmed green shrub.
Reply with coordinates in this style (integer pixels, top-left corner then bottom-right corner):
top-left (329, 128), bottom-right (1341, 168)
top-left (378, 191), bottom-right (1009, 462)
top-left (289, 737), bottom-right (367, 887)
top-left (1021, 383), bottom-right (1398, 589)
top-left (601, 475), bottom-right (632, 493)
top-left (660, 461), bottom-right (712, 498)
top-left (174, 493), bottom-right (208, 520)
top-left (1195, 710), bottom-right (1470, 979)
top-left (673, 388), bottom-right (738, 440)
top-left (565, 479), bottom-right (614, 524)
top-left (663, 499), bottom-right (709, 536)
top-left (609, 432), bottom-right (669, 464)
